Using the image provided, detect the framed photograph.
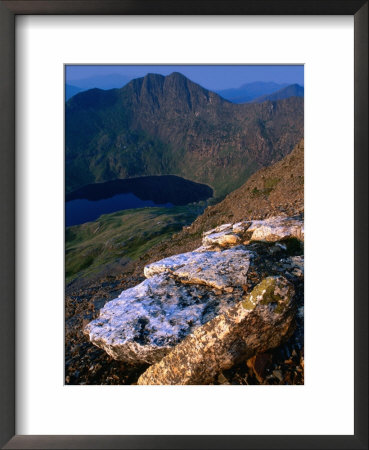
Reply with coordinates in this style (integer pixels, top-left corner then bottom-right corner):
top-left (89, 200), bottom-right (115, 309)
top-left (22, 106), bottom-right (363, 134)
top-left (0, 1), bottom-right (367, 449)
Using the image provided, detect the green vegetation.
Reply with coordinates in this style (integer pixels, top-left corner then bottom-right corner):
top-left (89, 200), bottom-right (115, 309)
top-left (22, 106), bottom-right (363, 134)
top-left (251, 187), bottom-right (264, 198)
top-left (264, 177), bottom-right (280, 190)
top-left (242, 277), bottom-right (289, 314)
top-left (65, 205), bottom-right (203, 284)
top-left (251, 177), bottom-right (280, 198)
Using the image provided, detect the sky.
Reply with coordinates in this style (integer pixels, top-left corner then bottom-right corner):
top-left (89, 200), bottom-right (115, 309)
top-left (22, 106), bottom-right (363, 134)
top-left (66, 65), bottom-right (304, 91)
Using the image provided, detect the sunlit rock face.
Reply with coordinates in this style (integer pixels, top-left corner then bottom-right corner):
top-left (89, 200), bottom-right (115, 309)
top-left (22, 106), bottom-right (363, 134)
top-left (247, 216), bottom-right (304, 242)
top-left (85, 216), bottom-right (302, 368)
top-left (144, 247), bottom-right (253, 290)
top-left (199, 216), bottom-right (303, 249)
top-left (202, 230), bottom-right (242, 248)
top-left (138, 276), bottom-right (296, 385)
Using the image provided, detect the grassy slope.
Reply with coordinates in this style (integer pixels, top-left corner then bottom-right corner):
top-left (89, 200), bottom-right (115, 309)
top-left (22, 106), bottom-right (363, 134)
top-left (65, 205), bottom-right (203, 284)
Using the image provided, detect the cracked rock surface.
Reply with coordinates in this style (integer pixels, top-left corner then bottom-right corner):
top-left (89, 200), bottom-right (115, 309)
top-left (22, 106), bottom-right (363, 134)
top-left (84, 273), bottom-right (245, 364)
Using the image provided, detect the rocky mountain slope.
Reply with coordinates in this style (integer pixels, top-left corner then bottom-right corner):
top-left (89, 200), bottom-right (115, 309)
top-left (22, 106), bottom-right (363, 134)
top-left (66, 72), bottom-right (303, 197)
top-left (65, 139), bottom-right (304, 385)
top-left (185, 138), bottom-right (304, 234)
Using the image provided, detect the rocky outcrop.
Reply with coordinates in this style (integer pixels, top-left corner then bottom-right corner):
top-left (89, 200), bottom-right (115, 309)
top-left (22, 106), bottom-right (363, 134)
top-left (84, 245), bottom-right (253, 364)
top-left (137, 276), bottom-right (295, 385)
top-left (202, 216), bottom-right (304, 247)
top-left (84, 215), bottom-right (302, 370)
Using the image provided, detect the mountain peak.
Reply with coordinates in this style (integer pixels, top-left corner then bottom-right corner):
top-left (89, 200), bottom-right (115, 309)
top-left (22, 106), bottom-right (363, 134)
top-left (121, 70), bottom-right (225, 114)
top-left (143, 72), bottom-right (165, 81)
top-left (168, 71), bottom-right (187, 79)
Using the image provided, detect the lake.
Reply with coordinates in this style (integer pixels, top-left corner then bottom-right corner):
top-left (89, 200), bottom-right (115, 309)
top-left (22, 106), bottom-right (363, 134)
top-left (66, 175), bottom-right (213, 227)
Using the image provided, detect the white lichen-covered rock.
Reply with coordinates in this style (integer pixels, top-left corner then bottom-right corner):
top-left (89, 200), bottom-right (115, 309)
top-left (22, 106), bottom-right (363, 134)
top-left (84, 273), bottom-right (243, 365)
top-left (248, 216), bottom-right (304, 242)
top-left (138, 276), bottom-right (296, 385)
top-left (144, 247), bottom-right (252, 290)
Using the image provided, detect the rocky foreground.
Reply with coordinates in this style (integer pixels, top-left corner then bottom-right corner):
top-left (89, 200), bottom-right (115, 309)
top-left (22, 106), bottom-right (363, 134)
top-left (84, 216), bottom-right (304, 385)
top-left (66, 140), bottom-right (304, 385)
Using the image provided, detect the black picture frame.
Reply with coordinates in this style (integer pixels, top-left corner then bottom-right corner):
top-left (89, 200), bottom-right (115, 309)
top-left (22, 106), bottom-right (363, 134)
top-left (0, 1), bottom-right (367, 449)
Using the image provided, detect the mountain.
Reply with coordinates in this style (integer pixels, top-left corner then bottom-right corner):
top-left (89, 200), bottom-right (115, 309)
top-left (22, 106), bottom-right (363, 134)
top-left (217, 82), bottom-right (288, 103)
top-left (66, 84), bottom-right (84, 101)
top-left (68, 73), bottom-right (133, 91)
top-left (66, 72), bottom-right (303, 197)
top-left (252, 84), bottom-right (304, 103)
top-left (66, 74), bottom-right (135, 101)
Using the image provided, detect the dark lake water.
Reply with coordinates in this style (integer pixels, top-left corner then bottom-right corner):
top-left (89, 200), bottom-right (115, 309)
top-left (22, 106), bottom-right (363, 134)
top-left (66, 175), bottom-right (213, 227)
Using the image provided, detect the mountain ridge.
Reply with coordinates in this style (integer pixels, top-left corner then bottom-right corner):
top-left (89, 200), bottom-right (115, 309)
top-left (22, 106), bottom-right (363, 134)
top-left (217, 81), bottom-right (289, 103)
top-left (66, 72), bottom-right (303, 197)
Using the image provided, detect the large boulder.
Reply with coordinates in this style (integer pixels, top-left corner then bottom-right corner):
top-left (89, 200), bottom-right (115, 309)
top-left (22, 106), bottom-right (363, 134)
top-left (84, 273), bottom-right (246, 365)
top-left (85, 245), bottom-right (253, 364)
top-left (138, 276), bottom-right (295, 385)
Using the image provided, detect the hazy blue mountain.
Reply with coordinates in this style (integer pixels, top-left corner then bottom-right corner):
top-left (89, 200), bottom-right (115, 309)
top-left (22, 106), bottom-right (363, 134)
top-left (66, 84), bottom-right (84, 100)
top-left (68, 73), bottom-right (134, 91)
top-left (252, 84), bottom-right (304, 103)
top-left (217, 82), bottom-right (289, 103)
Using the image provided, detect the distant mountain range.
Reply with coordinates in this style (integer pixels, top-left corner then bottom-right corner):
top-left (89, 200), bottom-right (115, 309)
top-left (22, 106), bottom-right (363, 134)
top-left (66, 74), bottom-right (134, 100)
top-left (216, 82), bottom-right (288, 103)
top-left (66, 76), bottom-right (304, 104)
top-left (66, 72), bottom-right (303, 197)
top-left (66, 84), bottom-right (84, 100)
top-left (252, 83), bottom-right (304, 103)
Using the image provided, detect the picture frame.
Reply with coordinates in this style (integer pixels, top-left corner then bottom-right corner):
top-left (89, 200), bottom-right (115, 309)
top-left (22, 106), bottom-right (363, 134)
top-left (0, 0), bottom-right (367, 448)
